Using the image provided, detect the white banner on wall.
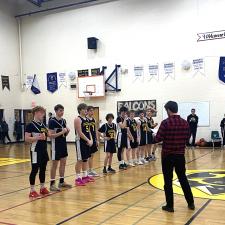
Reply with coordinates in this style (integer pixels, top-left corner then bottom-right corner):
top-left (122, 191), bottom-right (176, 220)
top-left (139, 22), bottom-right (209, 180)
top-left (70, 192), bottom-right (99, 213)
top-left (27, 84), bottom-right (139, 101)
top-left (134, 66), bottom-right (144, 77)
top-left (148, 64), bottom-right (159, 81)
top-left (163, 62), bottom-right (175, 80)
top-left (193, 58), bottom-right (205, 76)
top-left (58, 73), bottom-right (67, 88)
top-left (26, 75), bottom-right (34, 89)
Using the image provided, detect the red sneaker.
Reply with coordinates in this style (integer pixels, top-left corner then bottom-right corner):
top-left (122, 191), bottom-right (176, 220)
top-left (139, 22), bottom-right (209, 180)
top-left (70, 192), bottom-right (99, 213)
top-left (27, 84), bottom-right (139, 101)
top-left (40, 187), bottom-right (50, 195)
top-left (29, 190), bottom-right (40, 198)
top-left (75, 178), bottom-right (86, 186)
top-left (82, 176), bottom-right (95, 183)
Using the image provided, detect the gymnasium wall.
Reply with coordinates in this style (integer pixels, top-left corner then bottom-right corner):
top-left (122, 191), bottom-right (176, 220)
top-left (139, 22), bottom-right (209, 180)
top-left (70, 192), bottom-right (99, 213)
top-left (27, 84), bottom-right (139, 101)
top-left (0, 2), bottom-right (21, 140)
top-left (19, 0), bottom-right (225, 141)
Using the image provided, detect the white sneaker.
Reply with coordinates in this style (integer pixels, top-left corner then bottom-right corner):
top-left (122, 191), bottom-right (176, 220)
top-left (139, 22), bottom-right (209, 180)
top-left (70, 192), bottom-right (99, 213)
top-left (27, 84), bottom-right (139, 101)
top-left (128, 162), bottom-right (135, 167)
top-left (141, 159), bottom-right (148, 164)
top-left (138, 160), bottom-right (144, 165)
top-left (88, 170), bottom-right (99, 177)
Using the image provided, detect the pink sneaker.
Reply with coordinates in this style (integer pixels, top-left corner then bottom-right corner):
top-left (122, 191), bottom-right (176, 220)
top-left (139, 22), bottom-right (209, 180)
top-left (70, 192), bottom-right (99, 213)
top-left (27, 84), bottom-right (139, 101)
top-left (82, 176), bottom-right (95, 183)
top-left (75, 178), bottom-right (86, 186)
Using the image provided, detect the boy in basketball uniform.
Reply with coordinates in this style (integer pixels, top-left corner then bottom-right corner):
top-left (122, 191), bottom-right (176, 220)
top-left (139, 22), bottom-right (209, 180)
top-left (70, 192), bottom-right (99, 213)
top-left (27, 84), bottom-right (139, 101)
top-left (137, 110), bottom-right (148, 164)
top-left (25, 106), bottom-right (50, 198)
top-left (86, 106), bottom-right (99, 177)
top-left (98, 113), bottom-right (117, 174)
top-left (146, 108), bottom-right (158, 161)
top-left (126, 110), bottom-right (139, 166)
top-left (48, 104), bottom-right (72, 192)
top-left (117, 106), bottom-right (130, 170)
top-left (74, 103), bottom-right (94, 186)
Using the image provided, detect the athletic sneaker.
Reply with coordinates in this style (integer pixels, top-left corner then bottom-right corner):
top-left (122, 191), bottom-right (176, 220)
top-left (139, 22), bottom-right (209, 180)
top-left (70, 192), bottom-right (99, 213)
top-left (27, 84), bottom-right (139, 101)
top-left (82, 176), bottom-right (95, 183)
top-left (75, 178), bottom-right (86, 186)
top-left (151, 155), bottom-right (156, 161)
top-left (141, 159), bottom-right (148, 164)
top-left (119, 164), bottom-right (127, 170)
top-left (88, 170), bottom-right (99, 177)
top-left (29, 190), bottom-right (40, 198)
top-left (145, 157), bottom-right (150, 161)
top-left (123, 163), bottom-right (128, 169)
top-left (128, 162), bottom-right (135, 167)
top-left (58, 182), bottom-right (72, 189)
top-left (107, 167), bottom-right (116, 173)
top-left (40, 187), bottom-right (50, 195)
top-left (162, 205), bottom-right (174, 213)
top-left (103, 167), bottom-right (107, 174)
top-left (50, 184), bottom-right (60, 192)
top-left (138, 160), bottom-right (144, 165)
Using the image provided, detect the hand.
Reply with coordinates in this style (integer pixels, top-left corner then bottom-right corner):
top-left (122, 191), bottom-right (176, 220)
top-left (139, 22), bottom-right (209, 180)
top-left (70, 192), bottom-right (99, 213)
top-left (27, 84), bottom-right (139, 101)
top-left (36, 133), bottom-right (45, 141)
top-left (66, 127), bottom-right (70, 134)
top-left (131, 137), bottom-right (134, 143)
top-left (105, 137), bottom-right (110, 141)
top-left (87, 139), bottom-right (93, 147)
top-left (62, 128), bottom-right (68, 134)
top-left (155, 123), bottom-right (158, 127)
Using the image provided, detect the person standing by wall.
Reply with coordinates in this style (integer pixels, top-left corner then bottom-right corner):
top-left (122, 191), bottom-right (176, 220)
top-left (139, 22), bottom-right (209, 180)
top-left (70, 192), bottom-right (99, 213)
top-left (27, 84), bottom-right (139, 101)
top-left (187, 109), bottom-right (198, 147)
top-left (154, 101), bottom-right (194, 212)
top-left (220, 114), bottom-right (225, 146)
top-left (14, 117), bottom-right (23, 142)
top-left (0, 120), bottom-right (3, 144)
top-left (2, 119), bottom-right (11, 144)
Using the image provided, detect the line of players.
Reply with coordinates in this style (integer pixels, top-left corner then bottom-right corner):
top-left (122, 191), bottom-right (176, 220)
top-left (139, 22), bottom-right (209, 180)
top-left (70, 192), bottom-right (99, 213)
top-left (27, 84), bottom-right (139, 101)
top-left (25, 103), bottom-right (158, 197)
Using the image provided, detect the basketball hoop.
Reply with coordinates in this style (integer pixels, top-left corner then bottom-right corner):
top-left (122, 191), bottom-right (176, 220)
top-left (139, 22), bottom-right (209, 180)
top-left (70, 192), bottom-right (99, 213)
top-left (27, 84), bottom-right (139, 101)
top-left (83, 91), bottom-right (93, 101)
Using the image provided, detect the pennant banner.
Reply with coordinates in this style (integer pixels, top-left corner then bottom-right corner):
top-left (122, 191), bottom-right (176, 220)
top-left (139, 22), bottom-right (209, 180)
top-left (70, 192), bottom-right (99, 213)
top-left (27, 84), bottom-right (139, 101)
top-left (26, 75), bottom-right (34, 89)
top-left (219, 57), bottom-right (225, 83)
top-left (47, 72), bottom-right (58, 93)
top-left (1, 75), bottom-right (10, 90)
top-left (148, 64), bottom-right (159, 80)
top-left (134, 66), bottom-right (144, 77)
top-left (58, 73), bottom-right (67, 88)
top-left (193, 58), bottom-right (204, 76)
top-left (78, 69), bottom-right (89, 77)
top-left (91, 68), bottom-right (101, 76)
top-left (163, 62), bottom-right (175, 79)
top-left (31, 74), bottom-right (41, 95)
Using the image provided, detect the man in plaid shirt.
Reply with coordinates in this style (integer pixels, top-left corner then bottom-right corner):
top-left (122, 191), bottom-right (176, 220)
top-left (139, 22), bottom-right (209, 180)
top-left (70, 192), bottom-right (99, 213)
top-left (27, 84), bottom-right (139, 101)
top-left (154, 101), bottom-right (195, 213)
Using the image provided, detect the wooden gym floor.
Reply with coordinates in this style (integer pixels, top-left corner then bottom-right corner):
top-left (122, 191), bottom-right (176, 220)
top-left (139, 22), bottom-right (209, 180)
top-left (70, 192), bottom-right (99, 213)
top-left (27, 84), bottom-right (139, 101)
top-left (0, 143), bottom-right (224, 225)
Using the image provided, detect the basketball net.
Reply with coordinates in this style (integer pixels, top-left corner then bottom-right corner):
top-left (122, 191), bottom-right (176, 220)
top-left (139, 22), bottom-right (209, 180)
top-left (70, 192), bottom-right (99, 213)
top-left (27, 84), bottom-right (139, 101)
top-left (83, 91), bottom-right (93, 101)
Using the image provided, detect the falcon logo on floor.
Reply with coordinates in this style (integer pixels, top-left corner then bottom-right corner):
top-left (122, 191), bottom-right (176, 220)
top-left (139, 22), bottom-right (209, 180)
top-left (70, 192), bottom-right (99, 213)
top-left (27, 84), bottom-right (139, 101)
top-left (148, 170), bottom-right (225, 200)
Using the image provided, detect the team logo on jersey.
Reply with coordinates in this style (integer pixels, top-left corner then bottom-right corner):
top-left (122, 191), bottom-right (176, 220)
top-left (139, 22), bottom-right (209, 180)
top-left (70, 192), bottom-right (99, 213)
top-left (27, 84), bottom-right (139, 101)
top-left (148, 170), bottom-right (225, 200)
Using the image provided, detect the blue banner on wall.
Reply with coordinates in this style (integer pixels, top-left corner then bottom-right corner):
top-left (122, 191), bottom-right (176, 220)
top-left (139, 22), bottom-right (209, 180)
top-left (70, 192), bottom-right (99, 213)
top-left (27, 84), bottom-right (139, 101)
top-left (47, 72), bottom-right (58, 93)
top-left (219, 57), bottom-right (225, 83)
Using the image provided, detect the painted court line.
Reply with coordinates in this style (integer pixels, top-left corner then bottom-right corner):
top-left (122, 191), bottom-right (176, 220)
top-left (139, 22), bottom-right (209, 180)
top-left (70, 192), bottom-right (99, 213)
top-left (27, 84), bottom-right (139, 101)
top-left (0, 222), bottom-right (17, 225)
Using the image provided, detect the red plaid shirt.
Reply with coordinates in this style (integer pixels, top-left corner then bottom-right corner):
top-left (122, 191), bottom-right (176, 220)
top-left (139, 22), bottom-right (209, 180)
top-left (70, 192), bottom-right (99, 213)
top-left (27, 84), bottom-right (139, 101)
top-left (154, 115), bottom-right (190, 158)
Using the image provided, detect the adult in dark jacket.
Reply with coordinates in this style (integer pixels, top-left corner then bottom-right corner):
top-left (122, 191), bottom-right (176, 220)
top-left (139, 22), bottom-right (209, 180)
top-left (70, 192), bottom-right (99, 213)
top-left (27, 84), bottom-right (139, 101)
top-left (14, 118), bottom-right (23, 142)
top-left (187, 109), bottom-right (198, 147)
top-left (220, 115), bottom-right (225, 145)
top-left (2, 120), bottom-right (11, 144)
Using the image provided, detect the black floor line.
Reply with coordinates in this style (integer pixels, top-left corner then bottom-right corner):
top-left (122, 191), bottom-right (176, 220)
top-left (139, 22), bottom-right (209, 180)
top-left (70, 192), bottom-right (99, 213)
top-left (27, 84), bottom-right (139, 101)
top-left (184, 199), bottom-right (211, 225)
top-left (56, 181), bottom-right (147, 225)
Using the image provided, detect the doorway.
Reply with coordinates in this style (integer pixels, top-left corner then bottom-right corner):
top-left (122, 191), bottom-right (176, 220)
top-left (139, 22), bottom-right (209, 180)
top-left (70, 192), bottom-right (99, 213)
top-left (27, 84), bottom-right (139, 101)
top-left (93, 107), bottom-right (100, 128)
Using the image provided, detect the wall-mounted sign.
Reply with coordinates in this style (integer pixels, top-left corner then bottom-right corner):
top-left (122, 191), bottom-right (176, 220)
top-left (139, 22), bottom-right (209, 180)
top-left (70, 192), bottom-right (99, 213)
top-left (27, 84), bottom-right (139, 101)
top-left (91, 68), bottom-right (101, 76)
top-left (1, 75), bottom-right (10, 90)
top-left (197, 30), bottom-right (225, 42)
top-left (117, 100), bottom-right (157, 117)
top-left (78, 69), bottom-right (89, 77)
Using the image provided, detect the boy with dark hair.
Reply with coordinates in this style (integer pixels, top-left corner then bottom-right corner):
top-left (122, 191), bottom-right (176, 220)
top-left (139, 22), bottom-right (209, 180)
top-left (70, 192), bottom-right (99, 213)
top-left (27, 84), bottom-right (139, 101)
top-left (117, 106), bottom-right (129, 170)
top-left (48, 104), bottom-right (72, 191)
top-left (86, 106), bottom-right (99, 177)
top-left (126, 110), bottom-right (139, 166)
top-left (137, 110), bottom-right (148, 164)
top-left (25, 106), bottom-right (50, 198)
top-left (146, 108), bottom-right (158, 161)
top-left (74, 103), bottom-right (94, 186)
top-left (98, 113), bottom-right (117, 174)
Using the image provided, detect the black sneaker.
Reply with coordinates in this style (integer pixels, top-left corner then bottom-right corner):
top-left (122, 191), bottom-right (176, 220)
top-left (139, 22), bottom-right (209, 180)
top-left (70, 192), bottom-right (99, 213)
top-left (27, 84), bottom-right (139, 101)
top-left (108, 167), bottom-right (116, 173)
top-left (123, 163), bottom-right (128, 169)
top-left (103, 168), bottom-right (107, 174)
top-left (119, 164), bottom-right (125, 170)
top-left (162, 205), bottom-right (174, 213)
top-left (188, 203), bottom-right (195, 210)
top-left (145, 157), bottom-right (150, 161)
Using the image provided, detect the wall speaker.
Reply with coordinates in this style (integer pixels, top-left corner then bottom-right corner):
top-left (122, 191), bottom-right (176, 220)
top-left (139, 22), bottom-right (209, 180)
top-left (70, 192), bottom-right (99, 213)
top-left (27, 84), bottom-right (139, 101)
top-left (87, 37), bottom-right (98, 49)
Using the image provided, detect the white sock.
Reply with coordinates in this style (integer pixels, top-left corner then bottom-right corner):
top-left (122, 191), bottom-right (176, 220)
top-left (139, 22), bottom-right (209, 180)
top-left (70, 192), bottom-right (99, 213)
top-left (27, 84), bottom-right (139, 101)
top-left (121, 160), bottom-right (125, 164)
top-left (30, 185), bottom-right (35, 192)
top-left (83, 171), bottom-right (88, 177)
top-left (40, 183), bottom-right (45, 189)
top-left (76, 173), bottom-right (82, 179)
top-left (119, 161), bottom-right (123, 165)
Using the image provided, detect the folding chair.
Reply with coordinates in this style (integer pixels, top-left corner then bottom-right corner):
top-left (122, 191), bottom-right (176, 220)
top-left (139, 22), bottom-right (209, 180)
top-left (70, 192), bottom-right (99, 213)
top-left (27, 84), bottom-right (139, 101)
top-left (211, 131), bottom-right (222, 150)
